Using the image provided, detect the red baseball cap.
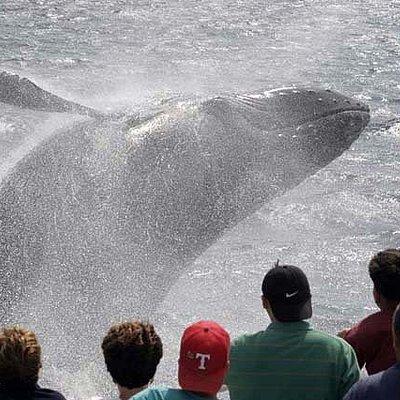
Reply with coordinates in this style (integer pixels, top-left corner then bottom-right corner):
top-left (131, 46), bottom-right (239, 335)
top-left (178, 321), bottom-right (230, 396)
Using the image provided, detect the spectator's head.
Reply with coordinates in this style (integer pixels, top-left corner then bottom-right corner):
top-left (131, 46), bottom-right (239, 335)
top-left (178, 321), bottom-right (230, 396)
top-left (101, 321), bottom-right (162, 399)
top-left (369, 249), bottom-right (400, 310)
top-left (392, 304), bottom-right (400, 361)
top-left (262, 264), bottom-right (312, 322)
top-left (0, 327), bottom-right (42, 392)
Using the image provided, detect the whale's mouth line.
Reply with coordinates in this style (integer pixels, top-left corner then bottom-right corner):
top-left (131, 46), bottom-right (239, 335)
top-left (313, 108), bottom-right (370, 121)
top-left (295, 110), bottom-right (370, 140)
top-left (287, 109), bottom-right (370, 133)
top-left (226, 93), bottom-right (370, 130)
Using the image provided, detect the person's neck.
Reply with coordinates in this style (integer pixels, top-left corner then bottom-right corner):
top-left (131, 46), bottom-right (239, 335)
top-left (117, 384), bottom-right (148, 400)
top-left (379, 300), bottom-right (399, 313)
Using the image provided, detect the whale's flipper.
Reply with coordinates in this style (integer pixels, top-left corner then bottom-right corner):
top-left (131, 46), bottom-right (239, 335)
top-left (0, 71), bottom-right (102, 117)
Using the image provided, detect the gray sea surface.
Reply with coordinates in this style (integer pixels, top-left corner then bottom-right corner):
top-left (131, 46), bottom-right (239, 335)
top-left (1, 0), bottom-right (400, 399)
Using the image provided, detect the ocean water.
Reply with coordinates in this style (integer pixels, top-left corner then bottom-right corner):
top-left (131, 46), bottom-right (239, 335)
top-left (1, 0), bottom-right (400, 399)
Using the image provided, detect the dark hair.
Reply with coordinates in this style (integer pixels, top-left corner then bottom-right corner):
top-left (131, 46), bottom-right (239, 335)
top-left (101, 321), bottom-right (163, 389)
top-left (0, 327), bottom-right (41, 390)
top-left (369, 249), bottom-right (400, 301)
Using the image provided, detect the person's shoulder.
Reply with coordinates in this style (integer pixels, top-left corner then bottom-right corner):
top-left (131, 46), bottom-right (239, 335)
top-left (353, 311), bottom-right (390, 329)
top-left (308, 328), bottom-right (355, 351)
top-left (344, 371), bottom-right (384, 400)
top-left (34, 386), bottom-right (67, 400)
top-left (132, 386), bottom-right (168, 400)
top-left (132, 387), bottom-right (183, 400)
top-left (345, 310), bottom-right (391, 342)
top-left (362, 310), bottom-right (389, 322)
top-left (231, 329), bottom-right (268, 347)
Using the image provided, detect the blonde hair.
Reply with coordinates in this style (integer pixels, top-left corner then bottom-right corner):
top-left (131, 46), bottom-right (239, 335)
top-left (0, 327), bottom-right (41, 388)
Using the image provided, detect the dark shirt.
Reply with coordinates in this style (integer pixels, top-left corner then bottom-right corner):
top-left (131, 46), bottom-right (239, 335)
top-left (344, 310), bottom-right (396, 374)
top-left (343, 362), bottom-right (400, 400)
top-left (0, 385), bottom-right (66, 400)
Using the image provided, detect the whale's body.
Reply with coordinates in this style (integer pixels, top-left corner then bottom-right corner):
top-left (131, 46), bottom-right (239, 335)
top-left (0, 75), bottom-right (369, 364)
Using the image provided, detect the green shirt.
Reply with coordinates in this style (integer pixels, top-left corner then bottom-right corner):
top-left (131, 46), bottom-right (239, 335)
top-left (226, 321), bottom-right (360, 400)
top-left (132, 387), bottom-right (217, 400)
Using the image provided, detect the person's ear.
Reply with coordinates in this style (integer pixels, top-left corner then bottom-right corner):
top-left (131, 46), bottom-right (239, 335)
top-left (262, 295), bottom-right (276, 321)
top-left (261, 295), bottom-right (269, 310)
top-left (373, 286), bottom-right (381, 307)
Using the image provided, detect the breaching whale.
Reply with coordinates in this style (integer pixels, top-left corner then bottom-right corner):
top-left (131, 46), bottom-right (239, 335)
top-left (0, 73), bottom-right (370, 365)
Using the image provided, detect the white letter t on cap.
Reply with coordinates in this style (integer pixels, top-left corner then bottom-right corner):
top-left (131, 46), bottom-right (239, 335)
top-left (196, 353), bottom-right (211, 370)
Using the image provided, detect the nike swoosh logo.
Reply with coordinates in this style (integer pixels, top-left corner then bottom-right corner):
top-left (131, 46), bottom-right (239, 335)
top-left (285, 291), bottom-right (299, 298)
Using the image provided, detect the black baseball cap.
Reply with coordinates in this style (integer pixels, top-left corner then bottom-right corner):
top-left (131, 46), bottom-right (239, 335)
top-left (262, 264), bottom-right (312, 322)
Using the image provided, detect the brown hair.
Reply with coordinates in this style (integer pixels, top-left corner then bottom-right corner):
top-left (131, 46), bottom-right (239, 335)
top-left (0, 327), bottom-right (41, 389)
top-left (101, 320), bottom-right (163, 389)
top-left (369, 249), bottom-right (400, 301)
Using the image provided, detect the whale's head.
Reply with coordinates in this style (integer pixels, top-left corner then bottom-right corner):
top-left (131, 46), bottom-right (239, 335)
top-left (254, 88), bottom-right (370, 166)
top-left (195, 88), bottom-right (370, 229)
top-left (121, 89), bottom-right (369, 254)
top-left (204, 88), bottom-right (369, 166)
